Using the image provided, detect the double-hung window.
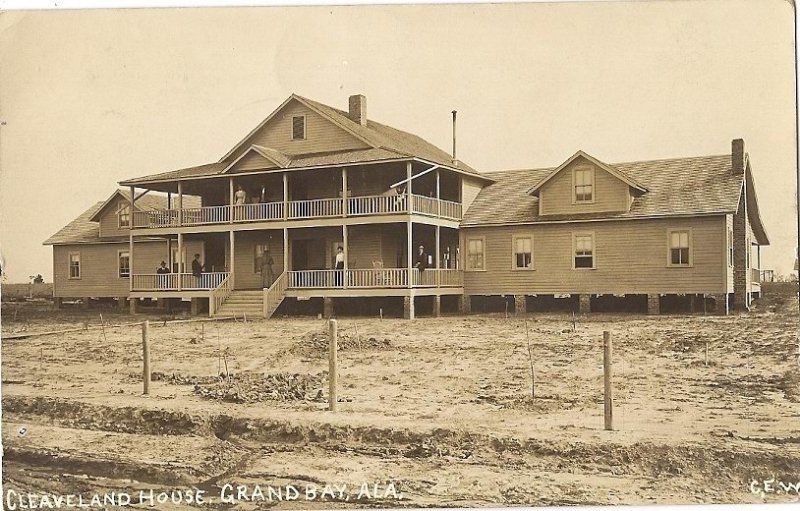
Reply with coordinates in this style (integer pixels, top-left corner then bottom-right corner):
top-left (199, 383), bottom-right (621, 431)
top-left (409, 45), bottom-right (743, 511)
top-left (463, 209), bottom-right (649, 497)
top-left (69, 252), bottom-right (81, 279)
top-left (574, 233), bottom-right (595, 269)
top-left (574, 167), bottom-right (594, 203)
top-left (466, 237), bottom-right (485, 271)
top-left (118, 250), bottom-right (130, 278)
top-left (513, 235), bottom-right (533, 269)
top-left (668, 230), bottom-right (691, 266)
top-left (117, 204), bottom-right (131, 228)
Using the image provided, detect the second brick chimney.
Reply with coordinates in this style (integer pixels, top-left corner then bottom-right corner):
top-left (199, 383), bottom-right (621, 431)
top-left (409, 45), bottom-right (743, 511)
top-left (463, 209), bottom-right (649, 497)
top-left (732, 138), bottom-right (745, 173)
top-left (348, 94), bottom-right (367, 126)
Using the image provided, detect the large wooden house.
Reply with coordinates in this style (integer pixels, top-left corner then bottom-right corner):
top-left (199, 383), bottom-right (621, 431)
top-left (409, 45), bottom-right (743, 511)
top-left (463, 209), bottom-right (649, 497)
top-left (45, 94), bottom-right (768, 318)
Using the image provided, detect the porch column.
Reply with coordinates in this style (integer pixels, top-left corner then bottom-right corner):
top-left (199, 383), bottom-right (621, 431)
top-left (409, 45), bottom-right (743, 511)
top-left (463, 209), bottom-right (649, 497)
top-left (435, 225), bottom-right (441, 287)
top-left (406, 161), bottom-right (413, 207)
top-left (129, 186), bottom-right (135, 292)
top-left (177, 232), bottom-right (183, 291)
top-left (342, 224), bottom-right (348, 289)
top-left (229, 177), bottom-right (234, 224)
top-left (283, 228), bottom-right (289, 274)
top-left (167, 192), bottom-right (171, 209)
top-left (436, 168), bottom-right (441, 218)
top-left (407, 219), bottom-right (413, 289)
top-left (229, 230), bottom-right (235, 289)
top-left (283, 173), bottom-right (289, 220)
top-left (342, 167), bottom-right (348, 217)
top-left (177, 181), bottom-right (183, 226)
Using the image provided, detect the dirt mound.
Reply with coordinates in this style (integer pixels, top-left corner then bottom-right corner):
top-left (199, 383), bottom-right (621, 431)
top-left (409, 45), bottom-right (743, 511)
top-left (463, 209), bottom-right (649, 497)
top-left (192, 372), bottom-right (327, 403)
top-left (289, 331), bottom-right (394, 357)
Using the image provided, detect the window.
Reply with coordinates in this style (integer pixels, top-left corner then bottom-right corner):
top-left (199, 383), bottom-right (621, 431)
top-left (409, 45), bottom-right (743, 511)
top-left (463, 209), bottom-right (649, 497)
top-left (728, 228), bottom-right (734, 266)
top-left (669, 230), bottom-right (691, 266)
top-left (574, 167), bottom-right (594, 203)
top-left (574, 233), bottom-right (594, 269)
top-left (466, 237), bottom-right (485, 270)
top-left (118, 250), bottom-right (130, 278)
top-left (291, 115), bottom-right (306, 140)
top-left (513, 235), bottom-right (533, 269)
top-left (117, 203), bottom-right (130, 228)
top-left (69, 252), bottom-right (81, 279)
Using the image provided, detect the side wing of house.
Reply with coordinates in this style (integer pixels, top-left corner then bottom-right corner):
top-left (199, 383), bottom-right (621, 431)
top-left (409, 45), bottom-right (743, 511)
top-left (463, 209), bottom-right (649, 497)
top-left (461, 216), bottom-right (729, 296)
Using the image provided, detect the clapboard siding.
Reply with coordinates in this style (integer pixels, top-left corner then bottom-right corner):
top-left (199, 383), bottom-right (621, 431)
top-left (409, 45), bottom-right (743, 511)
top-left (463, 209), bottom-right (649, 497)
top-left (539, 160), bottom-right (630, 215)
top-left (461, 215), bottom-right (728, 295)
top-left (53, 241), bottom-right (162, 297)
top-left (98, 195), bottom-right (130, 238)
top-left (232, 231), bottom-right (286, 289)
top-left (233, 151), bottom-right (280, 172)
top-left (461, 176), bottom-right (484, 216)
top-left (226, 99), bottom-right (370, 162)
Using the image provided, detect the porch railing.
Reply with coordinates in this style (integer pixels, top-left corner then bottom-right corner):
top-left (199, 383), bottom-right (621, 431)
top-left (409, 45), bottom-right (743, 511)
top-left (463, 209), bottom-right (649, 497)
top-left (209, 274), bottom-right (232, 315)
top-left (263, 271), bottom-right (288, 318)
top-left (288, 198), bottom-right (343, 219)
top-left (131, 194), bottom-right (462, 229)
top-left (131, 272), bottom-right (230, 291)
top-left (232, 202), bottom-right (284, 222)
top-left (287, 268), bottom-right (462, 289)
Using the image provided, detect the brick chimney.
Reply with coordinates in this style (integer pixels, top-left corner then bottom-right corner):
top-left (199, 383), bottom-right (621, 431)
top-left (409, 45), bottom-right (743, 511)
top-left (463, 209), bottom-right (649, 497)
top-left (732, 138), bottom-right (745, 173)
top-left (348, 94), bottom-right (367, 126)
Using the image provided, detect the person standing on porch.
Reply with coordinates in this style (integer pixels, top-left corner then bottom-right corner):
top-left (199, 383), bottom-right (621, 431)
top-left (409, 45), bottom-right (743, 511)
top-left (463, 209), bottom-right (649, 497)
top-left (415, 244), bottom-right (428, 272)
top-left (234, 186), bottom-right (247, 205)
top-left (443, 246), bottom-right (451, 269)
top-left (191, 253), bottom-right (204, 287)
top-left (156, 260), bottom-right (170, 288)
top-left (261, 249), bottom-right (275, 288)
top-left (334, 246), bottom-right (345, 287)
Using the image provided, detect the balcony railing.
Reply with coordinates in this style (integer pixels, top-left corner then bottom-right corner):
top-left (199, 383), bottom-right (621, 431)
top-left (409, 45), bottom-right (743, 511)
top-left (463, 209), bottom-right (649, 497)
top-left (287, 268), bottom-right (463, 289)
top-left (131, 272), bottom-right (229, 291)
top-left (131, 194), bottom-right (462, 228)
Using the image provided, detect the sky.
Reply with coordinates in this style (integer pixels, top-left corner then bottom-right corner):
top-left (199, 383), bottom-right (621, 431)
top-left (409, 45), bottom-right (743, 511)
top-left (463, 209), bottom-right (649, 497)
top-left (0, 0), bottom-right (796, 283)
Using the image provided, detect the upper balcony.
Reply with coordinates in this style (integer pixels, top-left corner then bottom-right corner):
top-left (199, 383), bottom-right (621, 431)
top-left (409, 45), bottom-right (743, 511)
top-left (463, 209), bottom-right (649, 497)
top-left (131, 193), bottom-right (462, 229)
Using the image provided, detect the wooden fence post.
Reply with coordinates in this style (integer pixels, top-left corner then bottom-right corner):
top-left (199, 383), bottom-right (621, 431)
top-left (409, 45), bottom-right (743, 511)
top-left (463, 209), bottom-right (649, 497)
top-left (603, 330), bottom-right (613, 430)
top-left (142, 320), bottom-right (151, 395)
top-left (328, 319), bottom-right (338, 412)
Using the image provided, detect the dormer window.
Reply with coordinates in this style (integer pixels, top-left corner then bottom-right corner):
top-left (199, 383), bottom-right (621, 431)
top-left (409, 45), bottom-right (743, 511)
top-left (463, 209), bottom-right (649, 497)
top-left (117, 204), bottom-right (130, 228)
top-left (291, 115), bottom-right (306, 140)
top-left (573, 167), bottom-right (594, 203)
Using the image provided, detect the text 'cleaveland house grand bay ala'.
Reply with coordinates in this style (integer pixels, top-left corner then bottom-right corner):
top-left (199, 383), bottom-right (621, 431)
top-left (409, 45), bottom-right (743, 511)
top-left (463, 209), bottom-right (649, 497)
top-left (44, 94), bottom-right (769, 319)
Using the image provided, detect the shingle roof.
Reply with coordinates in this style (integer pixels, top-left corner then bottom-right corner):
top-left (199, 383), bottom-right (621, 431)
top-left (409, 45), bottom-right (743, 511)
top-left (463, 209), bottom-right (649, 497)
top-left (462, 154), bottom-right (744, 226)
top-left (44, 190), bottom-right (199, 245)
top-left (120, 94), bottom-right (490, 186)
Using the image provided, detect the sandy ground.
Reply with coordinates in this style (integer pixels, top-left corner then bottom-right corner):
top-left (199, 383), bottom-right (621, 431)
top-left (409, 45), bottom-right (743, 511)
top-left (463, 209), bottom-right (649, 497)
top-left (2, 291), bottom-right (799, 508)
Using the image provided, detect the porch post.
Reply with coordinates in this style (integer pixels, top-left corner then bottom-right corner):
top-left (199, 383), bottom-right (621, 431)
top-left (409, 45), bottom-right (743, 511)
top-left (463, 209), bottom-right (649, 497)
top-left (436, 168), bottom-right (441, 218)
top-left (342, 167), bottom-right (348, 217)
top-left (283, 173), bottom-right (289, 220)
top-left (177, 181), bottom-right (183, 226)
top-left (407, 219), bottom-right (413, 289)
top-left (167, 192), bottom-right (171, 209)
top-left (406, 161), bottom-right (413, 211)
top-left (342, 224), bottom-right (348, 289)
top-left (229, 230), bottom-right (235, 289)
top-left (283, 227), bottom-right (289, 276)
top-left (229, 177), bottom-right (234, 224)
top-left (177, 232), bottom-right (183, 291)
top-left (129, 186), bottom-right (135, 292)
top-left (435, 225), bottom-right (441, 287)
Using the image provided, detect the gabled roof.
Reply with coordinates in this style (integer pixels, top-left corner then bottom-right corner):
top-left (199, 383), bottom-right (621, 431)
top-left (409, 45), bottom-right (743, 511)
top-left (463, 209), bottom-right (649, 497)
top-left (463, 154), bottom-right (749, 228)
top-left (526, 150), bottom-right (648, 196)
top-left (88, 189), bottom-right (178, 222)
top-left (222, 145), bottom-right (291, 174)
top-left (45, 190), bottom-right (199, 245)
top-left (743, 158), bottom-right (769, 245)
